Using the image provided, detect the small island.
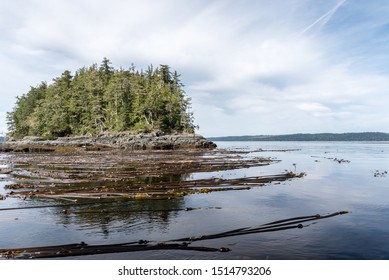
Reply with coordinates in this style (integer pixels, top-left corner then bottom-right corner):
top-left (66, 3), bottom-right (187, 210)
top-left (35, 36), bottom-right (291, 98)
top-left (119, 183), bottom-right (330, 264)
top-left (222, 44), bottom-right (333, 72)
top-left (5, 58), bottom-right (215, 150)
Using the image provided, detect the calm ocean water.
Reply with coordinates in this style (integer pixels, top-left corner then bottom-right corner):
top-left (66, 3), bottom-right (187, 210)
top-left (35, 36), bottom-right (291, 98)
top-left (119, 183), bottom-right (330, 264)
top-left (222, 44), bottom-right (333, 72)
top-left (1, 141), bottom-right (389, 259)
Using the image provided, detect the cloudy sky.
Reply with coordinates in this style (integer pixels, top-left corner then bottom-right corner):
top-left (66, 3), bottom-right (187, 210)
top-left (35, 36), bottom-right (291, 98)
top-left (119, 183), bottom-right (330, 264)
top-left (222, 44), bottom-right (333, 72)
top-left (1, 0), bottom-right (389, 137)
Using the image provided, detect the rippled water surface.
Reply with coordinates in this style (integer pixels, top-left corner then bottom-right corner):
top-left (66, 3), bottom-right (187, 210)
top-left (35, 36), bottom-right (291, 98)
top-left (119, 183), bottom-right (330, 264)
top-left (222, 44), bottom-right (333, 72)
top-left (1, 141), bottom-right (389, 259)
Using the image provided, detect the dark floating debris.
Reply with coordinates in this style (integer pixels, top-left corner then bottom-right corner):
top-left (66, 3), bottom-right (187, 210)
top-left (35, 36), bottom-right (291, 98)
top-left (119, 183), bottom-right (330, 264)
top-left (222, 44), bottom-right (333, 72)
top-left (332, 158), bottom-right (351, 164)
top-left (0, 211), bottom-right (349, 259)
top-left (311, 156), bottom-right (350, 163)
top-left (373, 170), bottom-right (388, 177)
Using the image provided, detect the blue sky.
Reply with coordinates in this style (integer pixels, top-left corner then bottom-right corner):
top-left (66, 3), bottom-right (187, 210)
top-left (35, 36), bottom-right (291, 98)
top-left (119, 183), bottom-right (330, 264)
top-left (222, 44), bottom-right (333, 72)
top-left (1, 0), bottom-right (389, 137)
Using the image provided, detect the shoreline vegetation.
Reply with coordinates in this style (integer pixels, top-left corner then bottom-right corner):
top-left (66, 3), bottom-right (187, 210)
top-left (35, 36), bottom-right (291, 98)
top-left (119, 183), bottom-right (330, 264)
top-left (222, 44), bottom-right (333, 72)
top-left (6, 58), bottom-right (198, 141)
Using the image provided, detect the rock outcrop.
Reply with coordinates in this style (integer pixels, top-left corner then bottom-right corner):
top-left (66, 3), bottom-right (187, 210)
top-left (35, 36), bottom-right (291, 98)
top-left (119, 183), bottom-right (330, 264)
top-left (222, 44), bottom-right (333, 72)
top-left (1, 132), bottom-right (217, 152)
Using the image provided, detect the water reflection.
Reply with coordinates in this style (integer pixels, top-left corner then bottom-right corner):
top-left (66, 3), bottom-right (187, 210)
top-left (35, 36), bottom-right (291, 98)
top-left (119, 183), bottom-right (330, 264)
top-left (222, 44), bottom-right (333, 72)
top-left (1, 142), bottom-right (389, 259)
top-left (56, 198), bottom-right (186, 238)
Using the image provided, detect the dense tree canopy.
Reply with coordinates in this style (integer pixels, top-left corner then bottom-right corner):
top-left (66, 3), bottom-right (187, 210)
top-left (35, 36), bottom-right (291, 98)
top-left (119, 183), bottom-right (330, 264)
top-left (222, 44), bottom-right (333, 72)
top-left (7, 59), bottom-right (196, 139)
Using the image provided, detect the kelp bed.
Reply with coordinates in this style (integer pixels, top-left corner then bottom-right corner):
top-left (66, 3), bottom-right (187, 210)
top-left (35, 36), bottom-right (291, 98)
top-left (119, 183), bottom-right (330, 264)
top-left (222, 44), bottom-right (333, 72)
top-left (0, 149), bottom-right (304, 201)
top-left (0, 148), bottom-right (315, 258)
top-left (0, 211), bottom-right (348, 259)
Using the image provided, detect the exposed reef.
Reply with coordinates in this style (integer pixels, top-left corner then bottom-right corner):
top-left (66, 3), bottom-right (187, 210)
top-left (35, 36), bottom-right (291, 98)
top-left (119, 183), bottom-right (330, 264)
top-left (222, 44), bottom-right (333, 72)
top-left (1, 132), bottom-right (217, 152)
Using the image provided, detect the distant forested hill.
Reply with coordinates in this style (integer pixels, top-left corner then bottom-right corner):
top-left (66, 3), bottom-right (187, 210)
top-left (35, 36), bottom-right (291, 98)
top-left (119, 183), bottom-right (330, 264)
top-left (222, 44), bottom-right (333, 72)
top-left (7, 58), bottom-right (196, 140)
top-left (209, 132), bottom-right (389, 141)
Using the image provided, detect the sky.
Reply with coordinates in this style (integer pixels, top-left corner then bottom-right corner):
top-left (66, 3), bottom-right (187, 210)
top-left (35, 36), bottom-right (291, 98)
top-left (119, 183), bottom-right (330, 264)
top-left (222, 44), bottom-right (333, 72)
top-left (1, 0), bottom-right (389, 137)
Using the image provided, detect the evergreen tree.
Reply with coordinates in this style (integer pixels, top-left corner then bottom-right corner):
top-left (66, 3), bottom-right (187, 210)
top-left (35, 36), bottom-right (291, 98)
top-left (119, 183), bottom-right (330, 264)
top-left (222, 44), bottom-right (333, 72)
top-left (103, 70), bottom-right (133, 131)
top-left (7, 59), bottom-right (196, 139)
top-left (7, 82), bottom-right (47, 138)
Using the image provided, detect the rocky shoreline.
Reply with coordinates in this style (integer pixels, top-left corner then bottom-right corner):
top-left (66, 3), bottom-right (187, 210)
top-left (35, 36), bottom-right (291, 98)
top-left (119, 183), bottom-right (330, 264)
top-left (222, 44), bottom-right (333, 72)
top-left (1, 132), bottom-right (217, 152)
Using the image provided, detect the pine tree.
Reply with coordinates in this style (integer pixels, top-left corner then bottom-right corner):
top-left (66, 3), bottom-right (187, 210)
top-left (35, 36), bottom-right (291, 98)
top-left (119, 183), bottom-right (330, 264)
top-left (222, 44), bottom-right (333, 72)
top-left (7, 59), bottom-right (196, 139)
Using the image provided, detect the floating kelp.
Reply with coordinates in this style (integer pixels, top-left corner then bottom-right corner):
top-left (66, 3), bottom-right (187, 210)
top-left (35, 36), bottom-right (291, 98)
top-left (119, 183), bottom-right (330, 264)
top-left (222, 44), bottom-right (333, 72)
top-left (2, 149), bottom-right (276, 184)
top-left (170, 211), bottom-right (349, 242)
top-left (0, 148), bottom-right (302, 204)
top-left (5, 173), bottom-right (299, 202)
top-left (0, 200), bottom-right (124, 212)
top-left (61, 206), bottom-right (221, 215)
top-left (0, 211), bottom-right (349, 259)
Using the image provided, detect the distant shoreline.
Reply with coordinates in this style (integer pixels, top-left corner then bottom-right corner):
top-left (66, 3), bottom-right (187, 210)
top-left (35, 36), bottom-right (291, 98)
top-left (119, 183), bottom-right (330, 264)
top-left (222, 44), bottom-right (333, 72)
top-left (208, 132), bottom-right (389, 142)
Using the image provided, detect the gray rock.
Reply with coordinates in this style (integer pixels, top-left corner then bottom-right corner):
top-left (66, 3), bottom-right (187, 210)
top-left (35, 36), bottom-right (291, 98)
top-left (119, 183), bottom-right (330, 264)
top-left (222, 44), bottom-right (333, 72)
top-left (2, 132), bottom-right (216, 152)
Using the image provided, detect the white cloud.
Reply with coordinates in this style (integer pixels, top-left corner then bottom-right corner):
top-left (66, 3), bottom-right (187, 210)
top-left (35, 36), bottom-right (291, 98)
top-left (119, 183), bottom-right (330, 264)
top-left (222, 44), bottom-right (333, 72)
top-left (1, 0), bottom-right (389, 136)
top-left (296, 102), bottom-right (332, 115)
